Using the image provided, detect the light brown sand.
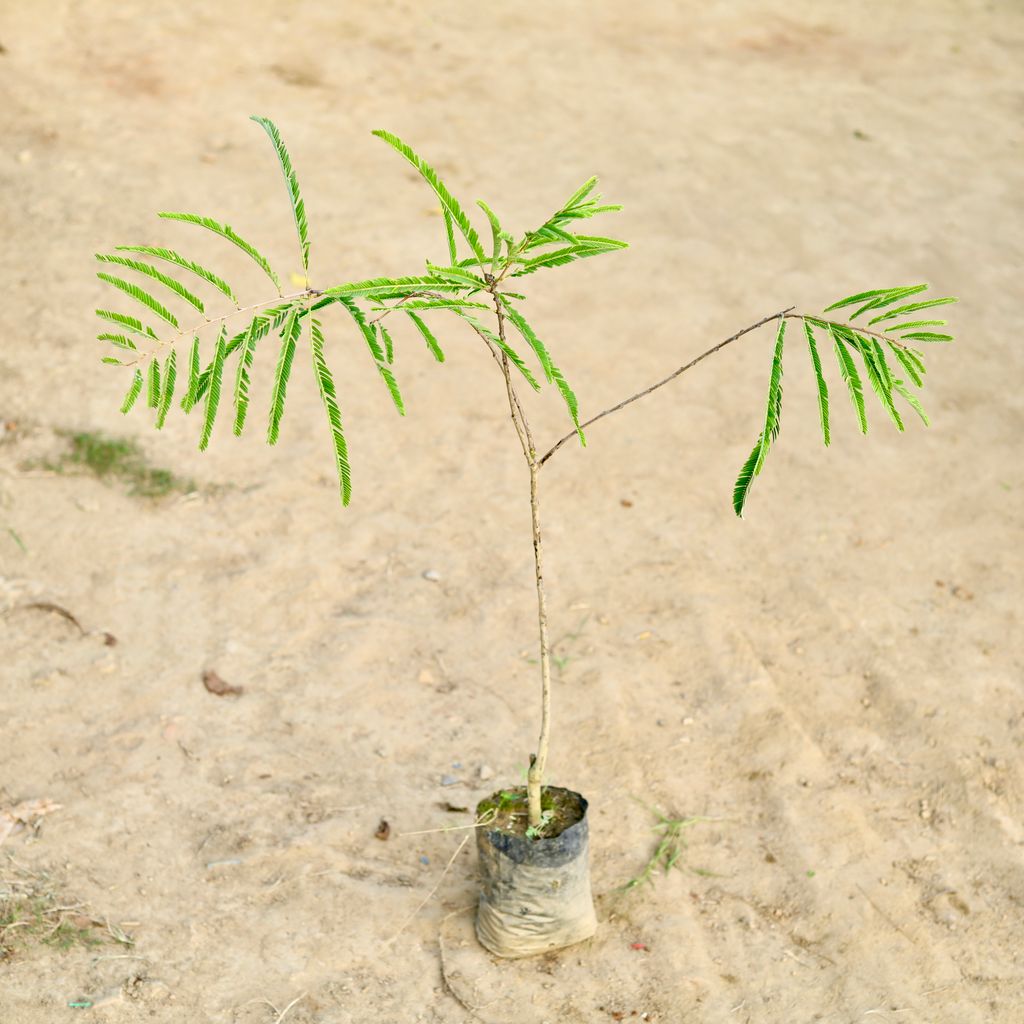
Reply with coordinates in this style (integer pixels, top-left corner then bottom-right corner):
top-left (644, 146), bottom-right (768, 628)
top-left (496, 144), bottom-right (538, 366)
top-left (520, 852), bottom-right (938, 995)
top-left (1, 2), bottom-right (1022, 1021)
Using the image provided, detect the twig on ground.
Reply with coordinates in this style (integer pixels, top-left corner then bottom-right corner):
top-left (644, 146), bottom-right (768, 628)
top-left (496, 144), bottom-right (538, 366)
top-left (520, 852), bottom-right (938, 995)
top-left (386, 835), bottom-right (471, 947)
top-left (438, 906), bottom-right (490, 1021)
top-left (273, 991), bottom-right (307, 1024)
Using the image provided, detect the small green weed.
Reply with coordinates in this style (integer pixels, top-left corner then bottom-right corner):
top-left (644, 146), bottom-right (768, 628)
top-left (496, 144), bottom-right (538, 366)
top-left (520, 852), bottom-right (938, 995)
top-left (620, 808), bottom-right (717, 891)
top-left (0, 860), bottom-right (134, 961)
top-left (38, 430), bottom-right (195, 497)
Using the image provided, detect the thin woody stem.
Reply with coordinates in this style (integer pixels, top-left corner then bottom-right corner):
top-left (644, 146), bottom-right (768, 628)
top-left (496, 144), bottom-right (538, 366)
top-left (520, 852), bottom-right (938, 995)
top-left (525, 455), bottom-right (550, 831)
top-left (489, 287), bottom-right (549, 831)
top-left (539, 306), bottom-right (795, 466)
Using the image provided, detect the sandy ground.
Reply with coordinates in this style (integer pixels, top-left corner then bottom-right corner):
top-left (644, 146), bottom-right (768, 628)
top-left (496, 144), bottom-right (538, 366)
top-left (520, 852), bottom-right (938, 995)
top-left (1, 1), bottom-right (1022, 1021)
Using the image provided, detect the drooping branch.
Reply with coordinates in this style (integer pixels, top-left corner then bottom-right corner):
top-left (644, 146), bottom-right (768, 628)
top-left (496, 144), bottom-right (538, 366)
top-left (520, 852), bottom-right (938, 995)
top-left (538, 306), bottom-right (796, 466)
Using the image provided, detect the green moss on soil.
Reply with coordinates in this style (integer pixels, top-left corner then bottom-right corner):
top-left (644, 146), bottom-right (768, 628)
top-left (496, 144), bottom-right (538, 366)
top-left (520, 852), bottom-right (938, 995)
top-left (476, 786), bottom-right (584, 840)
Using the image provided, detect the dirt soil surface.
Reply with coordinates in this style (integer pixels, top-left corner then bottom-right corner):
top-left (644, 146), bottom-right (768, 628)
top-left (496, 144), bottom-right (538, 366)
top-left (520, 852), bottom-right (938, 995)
top-left (1, 2), bottom-right (1022, 1021)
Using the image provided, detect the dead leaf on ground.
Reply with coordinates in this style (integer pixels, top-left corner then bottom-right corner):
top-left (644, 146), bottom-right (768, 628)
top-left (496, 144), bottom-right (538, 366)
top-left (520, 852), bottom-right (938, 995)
top-left (201, 669), bottom-right (243, 697)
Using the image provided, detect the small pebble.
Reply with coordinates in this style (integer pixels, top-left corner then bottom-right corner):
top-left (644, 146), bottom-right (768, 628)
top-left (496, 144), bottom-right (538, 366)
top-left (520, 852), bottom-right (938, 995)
top-left (478, 764), bottom-right (495, 781)
top-left (452, 761), bottom-right (462, 770)
top-left (422, 569), bottom-right (441, 582)
top-left (419, 855), bottom-right (430, 865)
top-left (440, 774), bottom-right (458, 786)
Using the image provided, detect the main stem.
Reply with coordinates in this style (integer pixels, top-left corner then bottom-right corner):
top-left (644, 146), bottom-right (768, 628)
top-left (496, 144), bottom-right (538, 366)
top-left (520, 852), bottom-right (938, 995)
top-left (526, 458), bottom-right (551, 829)
top-left (488, 285), bottom-right (550, 830)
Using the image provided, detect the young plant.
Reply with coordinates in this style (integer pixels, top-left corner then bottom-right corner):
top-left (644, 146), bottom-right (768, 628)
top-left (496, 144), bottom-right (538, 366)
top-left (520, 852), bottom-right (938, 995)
top-left (93, 117), bottom-right (956, 832)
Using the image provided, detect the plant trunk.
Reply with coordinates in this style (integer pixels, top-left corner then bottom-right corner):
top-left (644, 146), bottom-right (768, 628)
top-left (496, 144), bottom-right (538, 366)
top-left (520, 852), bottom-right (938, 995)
top-left (526, 459), bottom-right (551, 829)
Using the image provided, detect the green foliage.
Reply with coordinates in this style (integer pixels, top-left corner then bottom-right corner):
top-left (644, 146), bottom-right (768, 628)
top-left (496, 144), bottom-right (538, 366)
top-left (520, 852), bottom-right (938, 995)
top-left (97, 273), bottom-right (178, 328)
top-left (500, 299), bottom-right (583, 442)
top-left (406, 311), bottom-right (445, 362)
top-left (96, 310), bottom-right (157, 339)
top-left (310, 317), bottom-right (352, 504)
top-left (733, 319), bottom-right (785, 517)
top-left (804, 320), bottom-right (830, 446)
top-left (94, 116), bottom-right (950, 522)
top-left (267, 312), bottom-right (299, 445)
top-left (158, 212), bottom-right (281, 291)
top-left (733, 285), bottom-right (957, 516)
top-left (114, 245), bottom-right (238, 303)
top-left (371, 128), bottom-right (488, 266)
top-left (620, 808), bottom-right (712, 892)
top-left (120, 369), bottom-right (144, 414)
top-left (155, 348), bottom-right (177, 429)
top-left (200, 328), bottom-right (227, 451)
top-left (250, 115), bottom-right (310, 276)
top-left (96, 254), bottom-right (205, 312)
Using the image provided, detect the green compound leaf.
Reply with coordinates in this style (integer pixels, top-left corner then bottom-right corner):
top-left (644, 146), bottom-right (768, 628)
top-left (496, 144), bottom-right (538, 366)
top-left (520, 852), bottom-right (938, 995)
top-left (120, 369), bottom-right (145, 415)
top-left (476, 199), bottom-right (502, 272)
top-left (893, 379), bottom-right (930, 427)
top-left (831, 328), bottom-right (868, 435)
top-left (372, 129), bottom-right (487, 267)
top-left (155, 348), bottom-right (177, 429)
top-left (159, 212), bottom-right (281, 292)
top-left (824, 285), bottom-right (927, 320)
top-left (452, 310), bottom-right (541, 391)
top-left (233, 317), bottom-right (260, 436)
top-left (898, 332), bottom-right (953, 343)
top-left (803, 319), bottom-right (830, 447)
top-left (405, 311), bottom-right (445, 362)
top-left (733, 318), bottom-right (785, 518)
top-left (425, 263), bottom-right (489, 290)
top-left (380, 324), bottom-right (395, 365)
top-left (114, 245), bottom-right (237, 304)
top-left (310, 317), bottom-right (352, 505)
top-left (887, 342), bottom-right (924, 387)
top-left (250, 115), bottom-right (310, 276)
top-left (96, 254), bottom-right (205, 313)
top-left (887, 319), bottom-right (946, 333)
top-left (147, 357), bottom-right (162, 408)
top-left (512, 236), bottom-right (628, 277)
top-left (846, 285), bottom-right (929, 321)
top-left (182, 336), bottom-right (201, 413)
top-left (96, 310), bottom-right (158, 339)
top-left (200, 328), bottom-right (227, 451)
top-left (867, 296), bottom-right (958, 326)
top-left (442, 209), bottom-right (457, 265)
top-left (333, 295), bottom-right (385, 361)
top-left (326, 275), bottom-right (468, 301)
top-left (97, 273), bottom-right (179, 328)
top-left (501, 300), bottom-right (583, 443)
top-left (267, 310), bottom-right (301, 445)
top-left (732, 439), bottom-right (763, 520)
top-left (376, 363), bottom-right (405, 415)
top-left (856, 334), bottom-right (904, 431)
top-left (97, 333), bottom-right (138, 352)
